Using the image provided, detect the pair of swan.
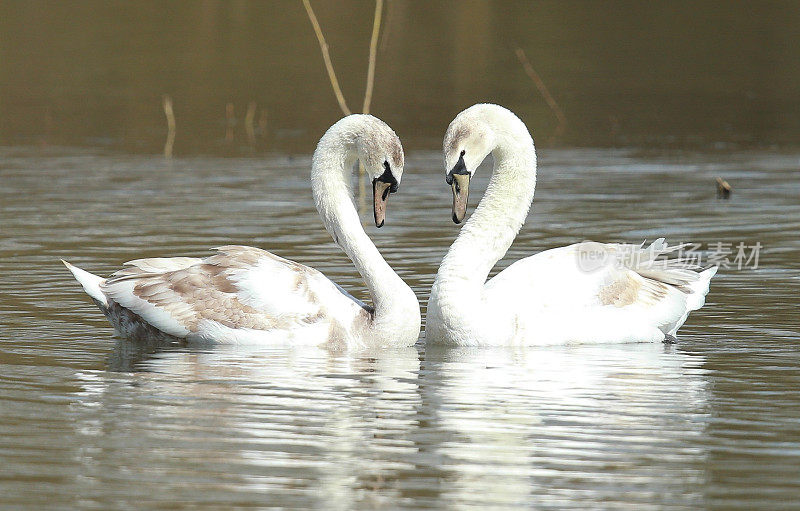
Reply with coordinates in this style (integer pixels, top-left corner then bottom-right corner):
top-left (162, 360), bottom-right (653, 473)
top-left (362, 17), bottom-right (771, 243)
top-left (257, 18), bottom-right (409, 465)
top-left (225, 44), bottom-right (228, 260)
top-left (65, 104), bottom-right (716, 348)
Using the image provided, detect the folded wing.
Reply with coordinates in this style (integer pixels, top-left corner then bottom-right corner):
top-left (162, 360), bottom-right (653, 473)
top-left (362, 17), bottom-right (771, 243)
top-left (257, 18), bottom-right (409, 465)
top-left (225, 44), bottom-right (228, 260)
top-left (101, 245), bottom-right (370, 341)
top-left (486, 239), bottom-right (717, 341)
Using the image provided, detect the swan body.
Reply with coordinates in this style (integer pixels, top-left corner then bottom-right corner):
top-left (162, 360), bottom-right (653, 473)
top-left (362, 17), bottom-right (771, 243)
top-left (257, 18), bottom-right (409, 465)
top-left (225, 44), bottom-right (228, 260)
top-left (64, 115), bottom-right (421, 348)
top-left (426, 104), bottom-right (716, 346)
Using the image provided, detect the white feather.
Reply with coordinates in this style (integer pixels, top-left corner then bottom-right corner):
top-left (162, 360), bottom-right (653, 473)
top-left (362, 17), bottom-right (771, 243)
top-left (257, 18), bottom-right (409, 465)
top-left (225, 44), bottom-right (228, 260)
top-left (61, 260), bottom-right (108, 308)
top-left (122, 257), bottom-right (201, 273)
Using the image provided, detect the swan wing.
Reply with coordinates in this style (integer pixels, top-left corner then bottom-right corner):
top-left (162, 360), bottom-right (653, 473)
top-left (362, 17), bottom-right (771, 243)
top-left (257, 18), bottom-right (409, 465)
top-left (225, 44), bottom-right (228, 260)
top-left (100, 245), bottom-right (370, 341)
top-left (485, 239), bottom-right (716, 342)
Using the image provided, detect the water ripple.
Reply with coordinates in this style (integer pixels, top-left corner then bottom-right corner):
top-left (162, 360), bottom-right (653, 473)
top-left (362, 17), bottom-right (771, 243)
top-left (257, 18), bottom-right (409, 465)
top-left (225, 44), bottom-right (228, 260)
top-left (1, 148), bottom-right (799, 509)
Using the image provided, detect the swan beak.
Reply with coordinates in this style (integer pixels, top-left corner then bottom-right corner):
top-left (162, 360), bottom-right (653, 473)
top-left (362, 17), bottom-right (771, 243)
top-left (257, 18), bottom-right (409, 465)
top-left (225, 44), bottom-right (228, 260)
top-left (450, 173), bottom-right (470, 224)
top-left (373, 179), bottom-right (393, 228)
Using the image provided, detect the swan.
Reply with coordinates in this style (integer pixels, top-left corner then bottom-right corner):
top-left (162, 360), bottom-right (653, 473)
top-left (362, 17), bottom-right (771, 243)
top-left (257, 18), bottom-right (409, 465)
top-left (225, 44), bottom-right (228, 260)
top-left (426, 104), bottom-right (717, 346)
top-left (63, 114), bottom-right (421, 348)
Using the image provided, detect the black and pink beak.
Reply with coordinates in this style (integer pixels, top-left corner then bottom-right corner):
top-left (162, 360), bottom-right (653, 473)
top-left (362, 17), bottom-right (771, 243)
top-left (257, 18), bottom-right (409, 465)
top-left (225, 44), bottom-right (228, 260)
top-left (446, 154), bottom-right (470, 224)
top-left (372, 162), bottom-right (398, 228)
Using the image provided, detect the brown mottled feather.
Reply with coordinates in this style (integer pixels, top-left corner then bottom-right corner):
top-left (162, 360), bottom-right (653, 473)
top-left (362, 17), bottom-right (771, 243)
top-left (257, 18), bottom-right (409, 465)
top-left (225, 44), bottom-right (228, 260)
top-left (598, 274), bottom-right (671, 307)
top-left (103, 245), bottom-right (332, 334)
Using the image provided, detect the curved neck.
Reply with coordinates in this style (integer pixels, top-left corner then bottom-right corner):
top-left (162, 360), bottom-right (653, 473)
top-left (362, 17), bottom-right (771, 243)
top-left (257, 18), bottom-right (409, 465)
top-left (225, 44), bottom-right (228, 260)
top-left (311, 125), bottom-right (413, 328)
top-left (435, 132), bottom-right (537, 311)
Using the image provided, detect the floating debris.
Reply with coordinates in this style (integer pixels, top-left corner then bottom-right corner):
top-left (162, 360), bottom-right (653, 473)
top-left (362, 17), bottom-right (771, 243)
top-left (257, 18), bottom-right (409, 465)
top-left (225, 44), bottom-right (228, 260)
top-left (716, 177), bottom-right (732, 199)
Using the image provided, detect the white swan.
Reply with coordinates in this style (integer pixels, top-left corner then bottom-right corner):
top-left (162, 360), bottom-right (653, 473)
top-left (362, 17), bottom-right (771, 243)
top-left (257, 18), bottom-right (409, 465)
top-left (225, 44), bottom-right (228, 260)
top-left (426, 104), bottom-right (717, 346)
top-left (64, 114), bottom-right (421, 348)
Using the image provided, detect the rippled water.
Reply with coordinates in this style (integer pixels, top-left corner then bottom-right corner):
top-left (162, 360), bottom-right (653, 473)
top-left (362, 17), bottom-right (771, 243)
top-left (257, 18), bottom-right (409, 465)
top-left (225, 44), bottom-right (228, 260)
top-left (2, 147), bottom-right (799, 509)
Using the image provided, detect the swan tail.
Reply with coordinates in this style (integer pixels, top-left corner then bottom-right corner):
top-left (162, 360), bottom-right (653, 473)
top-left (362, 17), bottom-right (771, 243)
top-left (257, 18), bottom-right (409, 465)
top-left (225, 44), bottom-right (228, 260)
top-left (621, 239), bottom-right (718, 338)
top-left (623, 240), bottom-right (718, 333)
top-left (664, 265), bottom-right (717, 336)
top-left (686, 265), bottom-right (718, 311)
top-left (626, 238), bottom-right (717, 289)
top-left (62, 260), bottom-right (109, 310)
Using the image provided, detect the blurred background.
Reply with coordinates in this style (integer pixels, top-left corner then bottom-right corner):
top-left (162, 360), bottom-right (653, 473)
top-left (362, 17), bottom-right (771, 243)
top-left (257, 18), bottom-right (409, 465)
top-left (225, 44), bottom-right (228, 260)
top-left (2, 0), bottom-right (798, 154)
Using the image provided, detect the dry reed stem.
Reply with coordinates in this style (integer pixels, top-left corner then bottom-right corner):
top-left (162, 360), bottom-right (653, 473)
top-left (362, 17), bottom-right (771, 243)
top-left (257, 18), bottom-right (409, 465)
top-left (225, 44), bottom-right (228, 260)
top-left (162, 95), bottom-right (175, 158)
top-left (245, 101), bottom-right (257, 147)
top-left (362, 0), bottom-right (383, 114)
top-left (515, 48), bottom-right (567, 140)
top-left (302, 0), bottom-right (352, 115)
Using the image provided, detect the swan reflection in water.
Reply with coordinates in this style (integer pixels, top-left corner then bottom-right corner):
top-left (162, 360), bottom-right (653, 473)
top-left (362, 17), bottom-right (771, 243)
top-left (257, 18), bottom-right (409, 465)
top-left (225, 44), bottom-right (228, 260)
top-left (421, 343), bottom-right (711, 508)
top-left (89, 340), bottom-right (709, 508)
top-left (95, 341), bottom-right (422, 508)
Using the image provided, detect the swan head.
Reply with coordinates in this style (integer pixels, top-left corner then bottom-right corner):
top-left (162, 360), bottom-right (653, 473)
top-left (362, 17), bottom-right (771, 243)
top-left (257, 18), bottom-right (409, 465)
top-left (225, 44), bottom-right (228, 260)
top-left (314, 114), bottom-right (404, 227)
top-left (443, 105), bottom-right (498, 223)
top-left (350, 115), bottom-right (405, 228)
top-left (443, 104), bottom-right (533, 223)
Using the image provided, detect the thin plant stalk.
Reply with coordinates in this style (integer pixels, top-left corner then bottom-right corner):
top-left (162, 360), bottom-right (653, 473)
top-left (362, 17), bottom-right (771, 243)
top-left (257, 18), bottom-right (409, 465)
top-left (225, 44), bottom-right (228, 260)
top-left (162, 95), bottom-right (176, 158)
top-left (302, 0), bottom-right (351, 115)
top-left (245, 101), bottom-right (257, 149)
top-left (362, 0), bottom-right (383, 114)
top-left (515, 48), bottom-right (567, 141)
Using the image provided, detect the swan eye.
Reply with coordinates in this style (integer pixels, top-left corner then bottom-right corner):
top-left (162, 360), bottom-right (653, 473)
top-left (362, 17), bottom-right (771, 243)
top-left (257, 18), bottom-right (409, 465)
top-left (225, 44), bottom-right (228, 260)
top-left (375, 160), bottom-right (399, 194)
top-left (382, 161), bottom-right (398, 192)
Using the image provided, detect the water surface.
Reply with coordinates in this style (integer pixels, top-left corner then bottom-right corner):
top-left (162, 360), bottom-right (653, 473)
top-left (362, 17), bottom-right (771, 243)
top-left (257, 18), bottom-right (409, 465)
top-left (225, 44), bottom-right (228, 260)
top-left (1, 147), bottom-right (799, 509)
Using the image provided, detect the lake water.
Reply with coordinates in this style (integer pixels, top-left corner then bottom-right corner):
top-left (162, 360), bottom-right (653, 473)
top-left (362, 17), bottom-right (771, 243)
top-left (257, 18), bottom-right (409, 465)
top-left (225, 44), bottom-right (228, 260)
top-left (1, 146), bottom-right (799, 509)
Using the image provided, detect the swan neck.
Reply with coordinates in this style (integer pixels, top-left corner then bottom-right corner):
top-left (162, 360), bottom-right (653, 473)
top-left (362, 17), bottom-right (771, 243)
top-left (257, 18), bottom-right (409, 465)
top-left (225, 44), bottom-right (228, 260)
top-left (439, 135), bottom-right (537, 293)
top-left (311, 127), bottom-right (414, 329)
